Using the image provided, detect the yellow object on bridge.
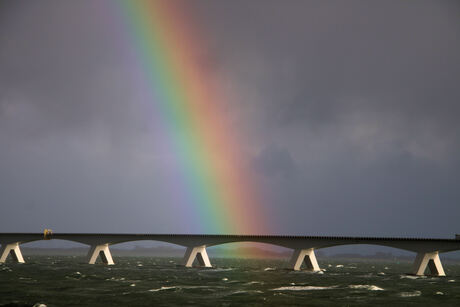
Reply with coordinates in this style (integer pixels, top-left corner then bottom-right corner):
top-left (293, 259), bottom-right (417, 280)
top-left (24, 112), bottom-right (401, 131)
top-left (43, 229), bottom-right (53, 240)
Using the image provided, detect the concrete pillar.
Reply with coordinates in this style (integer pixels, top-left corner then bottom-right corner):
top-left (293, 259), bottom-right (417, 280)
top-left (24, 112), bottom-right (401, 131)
top-left (289, 248), bottom-right (320, 271)
top-left (182, 245), bottom-right (211, 268)
top-left (87, 244), bottom-right (114, 265)
top-left (0, 243), bottom-right (25, 263)
top-left (412, 251), bottom-right (445, 276)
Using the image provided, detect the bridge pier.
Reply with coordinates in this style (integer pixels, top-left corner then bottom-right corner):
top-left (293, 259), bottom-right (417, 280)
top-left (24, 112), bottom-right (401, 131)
top-left (289, 248), bottom-right (320, 271)
top-left (0, 243), bottom-right (25, 263)
top-left (87, 244), bottom-right (114, 265)
top-left (412, 251), bottom-right (445, 276)
top-left (182, 245), bottom-right (211, 268)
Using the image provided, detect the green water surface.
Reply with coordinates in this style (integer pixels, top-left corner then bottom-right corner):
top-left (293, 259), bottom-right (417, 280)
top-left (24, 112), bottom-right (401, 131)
top-left (1, 256), bottom-right (460, 306)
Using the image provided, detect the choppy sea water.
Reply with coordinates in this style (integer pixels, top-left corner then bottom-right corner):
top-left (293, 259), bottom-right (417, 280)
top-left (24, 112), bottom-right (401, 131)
top-left (1, 256), bottom-right (460, 306)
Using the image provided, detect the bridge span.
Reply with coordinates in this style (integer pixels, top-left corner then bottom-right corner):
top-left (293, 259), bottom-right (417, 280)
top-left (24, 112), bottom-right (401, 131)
top-left (1, 233), bottom-right (460, 276)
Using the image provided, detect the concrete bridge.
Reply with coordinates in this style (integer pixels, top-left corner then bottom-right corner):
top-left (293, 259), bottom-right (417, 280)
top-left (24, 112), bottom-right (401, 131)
top-left (2, 232), bottom-right (460, 276)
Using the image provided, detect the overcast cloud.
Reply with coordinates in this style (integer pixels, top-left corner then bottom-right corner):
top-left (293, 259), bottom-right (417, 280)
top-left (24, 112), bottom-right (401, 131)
top-left (1, 0), bottom-right (459, 239)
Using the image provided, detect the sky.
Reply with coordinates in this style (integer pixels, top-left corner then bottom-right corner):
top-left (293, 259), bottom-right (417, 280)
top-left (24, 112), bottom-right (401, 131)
top-left (1, 0), bottom-right (459, 239)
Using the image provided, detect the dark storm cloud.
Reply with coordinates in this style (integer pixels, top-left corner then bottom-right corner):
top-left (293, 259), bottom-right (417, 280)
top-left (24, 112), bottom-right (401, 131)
top-left (1, 0), bottom-right (460, 237)
top-left (253, 144), bottom-right (298, 179)
top-left (194, 0), bottom-right (460, 236)
top-left (0, 0), bottom-right (150, 145)
top-left (0, 0), bottom-right (175, 233)
top-left (195, 0), bottom-right (460, 159)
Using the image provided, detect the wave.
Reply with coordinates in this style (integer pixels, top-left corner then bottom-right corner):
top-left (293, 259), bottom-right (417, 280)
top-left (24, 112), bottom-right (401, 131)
top-left (348, 284), bottom-right (384, 291)
top-left (400, 275), bottom-right (426, 280)
top-left (202, 268), bottom-right (234, 272)
top-left (398, 290), bottom-right (421, 297)
top-left (244, 281), bottom-right (262, 285)
top-left (106, 277), bottom-right (126, 281)
top-left (272, 285), bottom-right (338, 291)
top-left (228, 290), bottom-right (263, 296)
top-left (148, 285), bottom-right (225, 292)
top-left (272, 284), bottom-right (383, 292)
top-left (149, 286), bottom-right (177, 292)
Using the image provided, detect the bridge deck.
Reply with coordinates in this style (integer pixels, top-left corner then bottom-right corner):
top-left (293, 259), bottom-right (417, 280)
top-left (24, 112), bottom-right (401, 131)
top-left (1, 233), bottom-right (459, 240)
top-left (1, 233), bottom-right (459, 275)
top-left (1, 233), bottom-right (460, 253)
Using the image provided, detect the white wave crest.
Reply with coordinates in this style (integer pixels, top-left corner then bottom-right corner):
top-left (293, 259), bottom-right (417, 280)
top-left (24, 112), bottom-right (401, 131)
top-left (349, 284), bottom-right (384, 291)
top-left (400, 275), bottom-right (426, 280)
top-left (245, 281), bottom-right (262, 285)
top-left (272, 285), bottom-right (338, 291)
top-left (205, 268), bottom-right (233, 272)
top-left (149, 286), bottom-right (177, 292)
top-left (399, 290), bottom-right (421, 297)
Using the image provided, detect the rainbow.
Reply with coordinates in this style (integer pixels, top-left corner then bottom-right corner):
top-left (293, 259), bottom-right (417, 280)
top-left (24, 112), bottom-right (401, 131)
top-left (113, 0), bottom-right (267, 234)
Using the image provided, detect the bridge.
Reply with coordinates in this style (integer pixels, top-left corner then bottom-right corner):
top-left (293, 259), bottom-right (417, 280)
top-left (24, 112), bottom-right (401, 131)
top-left (1, 232), bottom-right (460, 276)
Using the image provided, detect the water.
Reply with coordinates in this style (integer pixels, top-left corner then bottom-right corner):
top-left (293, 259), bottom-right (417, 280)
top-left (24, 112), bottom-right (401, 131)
top-left (1, 256), bottom-right (460, 306)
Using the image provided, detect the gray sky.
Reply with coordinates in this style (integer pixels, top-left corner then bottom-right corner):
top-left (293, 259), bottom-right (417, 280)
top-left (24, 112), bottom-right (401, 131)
top-left (1, 0), bottom-right (460, 239)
